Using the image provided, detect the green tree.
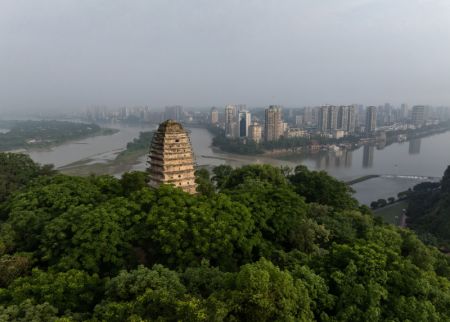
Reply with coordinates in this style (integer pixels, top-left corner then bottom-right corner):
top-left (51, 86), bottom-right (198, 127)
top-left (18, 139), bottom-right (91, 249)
top-left (211, 165), bottom-right (233, 190)
top-left (93, 265), bottom-right (190, 322)
top-left (441, 165), bottom-right (450, 194)
top-left (136, 185), bottom-right (255, 269)
top-left (0, 300), bottom-right (59, 322)
top-left (220, 164), bottom-right (288, 190)
top-left (289, 165), bottom-right (358, 210)
top-left (4, 269), bottom-right (102, 314)
top-left (230, 258), bottom-right (313, 321)
top-left (120, 171), bottom-right (149, 196)
top-left (195, 168), bottom-right (215, 196)
top-left (0, 153), bottom-right (54, 203)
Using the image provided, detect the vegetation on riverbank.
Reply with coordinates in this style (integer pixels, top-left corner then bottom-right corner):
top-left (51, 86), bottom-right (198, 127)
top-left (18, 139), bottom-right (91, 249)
top-left (406, 169), bottom-right (450, 248)
top-left (385, 120), bottom-right (450, 145)
top-left (1, 155), bottom-right (450, 320)
top-left (209, 126), bottom-right (356, 155)
top-left (209, 121), bottom-right (450, 156)
top-left (373, 200), bottom-right (409, 225)
top-left (59, 131), bottom-right (154, 176)
top-left (0, 120), bottom-right (118, 151)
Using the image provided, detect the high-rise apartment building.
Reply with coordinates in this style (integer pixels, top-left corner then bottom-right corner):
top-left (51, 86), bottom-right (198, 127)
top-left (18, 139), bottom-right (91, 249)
top-left (303, 107), bottom-right (314, 125)
top-left (264, 105), bottom-right (283, 142)
top-left (249, 123), bottom-right (262, 143)
top-left (365, 106), bottom-right (377, 134)
top-left (210, 107), bottom-right (219, 124)
top-left (337, 106), bottom-right (349, 131)
top-left (318, 106), bottom-right (329, 132)
top-left (225, 105), bottom-right (238, 138)
top-left (411, 105), bottom-right (426, 126)
top-left (295, 115), bottom-right (304, 127)
top-left (327, 105), bottom-right (338, 130)
top-left (347, 105), bottom-right (356, 133)
top-left (239, 110), bottom-right (251, 137)
top-left (400, 103), bottom-right (409, 120)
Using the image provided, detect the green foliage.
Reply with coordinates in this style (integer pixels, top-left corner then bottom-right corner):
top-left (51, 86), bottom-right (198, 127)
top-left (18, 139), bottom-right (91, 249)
top-left (219, 164), bottom-right (288, 190)
top-left (0, 153), bottom-right (55, 204)
top-left (119, 131), bottom-right (154, 156)
top-left (119, 171), bottom-right (149, 196)
top-left (211, 165), bottom-right (233, 190)
top-left (136, 185), bottom-right (255, 269)
top-left (94, 264), bottom-right (187, 321)
top-left (442, 165), bottom-right (450, 194)
top-left (407, 165), bottom-right (450, 245)
top-left (3, 269), bottom-right (102, 314)
top-left (1, 159), bottom-right (450, 321)
top-left (195, 168), bottom-right (215, 196)
top-left (289, 165), bottom-right (358, 210)
top-left (0, 299), bottom-right (59, 322)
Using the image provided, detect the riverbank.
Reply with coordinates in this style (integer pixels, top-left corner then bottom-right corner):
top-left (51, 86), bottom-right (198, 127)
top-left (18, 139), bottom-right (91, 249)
top-left (373, 200), bottom-right (409, 225)
top-left (59, 148), bottom-right (147, 176)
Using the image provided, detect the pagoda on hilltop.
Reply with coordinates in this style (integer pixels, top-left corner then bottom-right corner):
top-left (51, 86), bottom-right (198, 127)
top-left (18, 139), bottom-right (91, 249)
top-left (147, 120), bottom-right (197, 194)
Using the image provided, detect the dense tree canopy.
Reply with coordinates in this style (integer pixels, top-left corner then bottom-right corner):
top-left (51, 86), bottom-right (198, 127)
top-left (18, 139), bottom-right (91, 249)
top-left (407, 165), bottom-right (450, 246)
top-left (1, 152), bottom-right (450, 321)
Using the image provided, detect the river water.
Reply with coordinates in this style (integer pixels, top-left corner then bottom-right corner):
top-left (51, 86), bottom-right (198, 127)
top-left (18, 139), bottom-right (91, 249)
top-left (21, 124), bottom-right (450, 205)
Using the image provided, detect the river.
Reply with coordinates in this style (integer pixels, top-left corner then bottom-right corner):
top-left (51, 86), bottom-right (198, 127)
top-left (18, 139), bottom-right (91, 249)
top-left (21, 124), bottom-right (450, 205)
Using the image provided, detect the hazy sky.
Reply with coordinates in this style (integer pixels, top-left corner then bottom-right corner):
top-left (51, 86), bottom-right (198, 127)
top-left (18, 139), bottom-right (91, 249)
top-left (1, 0), bottom-right (450, 111)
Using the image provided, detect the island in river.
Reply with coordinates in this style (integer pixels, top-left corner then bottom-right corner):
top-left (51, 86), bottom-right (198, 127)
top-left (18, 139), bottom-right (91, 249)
top-left (0, 120), bottom-right (118, 151)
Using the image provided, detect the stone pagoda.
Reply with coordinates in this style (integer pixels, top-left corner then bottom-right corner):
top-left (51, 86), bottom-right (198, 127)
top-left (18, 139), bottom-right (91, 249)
top-left (147, 120), bottom-right (197, 194)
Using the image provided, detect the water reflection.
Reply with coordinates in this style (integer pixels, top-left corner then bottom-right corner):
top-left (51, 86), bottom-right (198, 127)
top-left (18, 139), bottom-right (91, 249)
top-left (409, 138), bottom-right (421, 155)
top-left (362, 145), bottom-right (375, 168)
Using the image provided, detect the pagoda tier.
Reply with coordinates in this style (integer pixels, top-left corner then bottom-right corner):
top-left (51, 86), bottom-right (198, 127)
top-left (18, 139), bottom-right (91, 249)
top-left (147, 120), bottom-right (197, 194)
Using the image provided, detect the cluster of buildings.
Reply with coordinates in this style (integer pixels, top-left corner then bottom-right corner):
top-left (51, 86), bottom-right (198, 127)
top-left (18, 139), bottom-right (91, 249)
top-left (84, 105), bottom-right (206, 124)
top-left (214, 105), bottom-right (286, 143)
top-left (317, 105), bottom-right (357, 138)
top-left (210, 103), bottom-right (447, 144)
top-left (82, 103), bottom-right (448, 145)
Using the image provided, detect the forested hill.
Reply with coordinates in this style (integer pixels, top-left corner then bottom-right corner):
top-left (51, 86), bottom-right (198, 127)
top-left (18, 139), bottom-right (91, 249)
top-left (1, 152), bottom-right (450, 321)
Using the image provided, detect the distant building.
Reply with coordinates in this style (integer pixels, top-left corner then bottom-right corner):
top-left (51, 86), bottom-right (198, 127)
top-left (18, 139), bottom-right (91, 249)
top-left (225, 105), bottom-right (238, 138)
top-left (327, 105), bottom-right (338, 130)
top-left (303, 107), bottom-right (314, 125)
top-left (210, 107), bottom-right (219, 124)
top-left (285, 128), bottom-right (309, 138)
top-left (365, 106), bottom-right (377, 134)
top-left (147, 120), bottom-right (197, 194)
top-left (164, 105), bottom-right (184, 121)
top-left (411, 105), bottom-right (426, 126)
top-left (249, 123), bottom-right (262, 143)
top-left (295, 115), bottom-right (304, 127)
top-left (332, 130), bottom-right (345, 139)
top-left (239, 110), bottom-right (251, 137)
top-left (337, 106), bottom-right (348, 131)
top-left (264, 105), bottom-right (283, 142)
top-left (347, 105), bottom-right (356, 133)
top-left (318, 106), bottom-right (329, 132)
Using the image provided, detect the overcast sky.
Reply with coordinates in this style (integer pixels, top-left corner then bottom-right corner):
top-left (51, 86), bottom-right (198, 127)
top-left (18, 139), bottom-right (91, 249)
top-left (1, 0), bottom-right (450, 112)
